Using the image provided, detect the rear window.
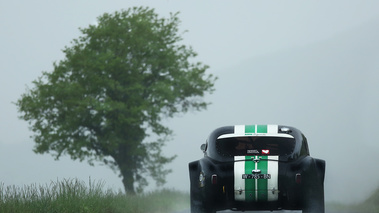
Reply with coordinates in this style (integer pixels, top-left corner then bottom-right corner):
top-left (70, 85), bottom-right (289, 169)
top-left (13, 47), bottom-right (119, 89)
top-left (216, 136), bottom-right (296, 157)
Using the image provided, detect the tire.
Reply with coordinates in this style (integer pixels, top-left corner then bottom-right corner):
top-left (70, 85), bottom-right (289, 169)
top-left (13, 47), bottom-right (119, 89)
top-left (302, 179), bottom-right (325, 213)
top-left (190, 190), bottom-right (216, 213)
top-left (190, 194), bottom-right (204, 213)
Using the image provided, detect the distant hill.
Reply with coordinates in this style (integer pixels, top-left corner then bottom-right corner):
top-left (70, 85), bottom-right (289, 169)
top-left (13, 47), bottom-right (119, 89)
top-left (356, 187), bottom-right (379, 212)
top-left (327, 186), bottom-right (379, 212)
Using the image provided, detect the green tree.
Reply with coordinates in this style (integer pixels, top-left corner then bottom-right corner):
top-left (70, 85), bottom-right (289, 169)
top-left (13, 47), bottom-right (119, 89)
top-left (16, 7), bottom-right (216, 194)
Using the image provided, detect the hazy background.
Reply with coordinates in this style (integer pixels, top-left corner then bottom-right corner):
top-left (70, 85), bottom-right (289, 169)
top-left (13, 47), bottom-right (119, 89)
top-left (1, 0), bottom-right (378, 204)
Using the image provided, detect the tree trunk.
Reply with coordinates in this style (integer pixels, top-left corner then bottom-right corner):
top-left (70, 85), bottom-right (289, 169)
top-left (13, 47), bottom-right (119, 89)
top-left (112, 131), bottom-right (145, 195)
top-left (113, 145), bottom-right (137, 195)
top-left (119, 162), bottom-right (136, 194)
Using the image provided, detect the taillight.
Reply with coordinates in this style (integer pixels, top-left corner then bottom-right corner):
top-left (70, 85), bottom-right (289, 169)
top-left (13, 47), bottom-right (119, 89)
top-left (295, 173), bottom-right (302, 184)
top-left (211, 174), bottom-right (217, 184)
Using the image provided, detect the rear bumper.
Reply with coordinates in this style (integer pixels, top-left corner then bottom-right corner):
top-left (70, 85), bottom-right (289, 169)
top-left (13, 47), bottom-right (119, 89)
top-left (189, 156), bottom-right (324, 212)
top-left (203, 184), bottom-right (301, 211)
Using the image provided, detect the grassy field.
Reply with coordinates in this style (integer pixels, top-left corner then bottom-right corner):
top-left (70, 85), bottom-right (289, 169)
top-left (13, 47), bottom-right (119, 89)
top-left (2, 178), bottom-right (378, 213)
top-left (0, 179), bottom-right (189, 213)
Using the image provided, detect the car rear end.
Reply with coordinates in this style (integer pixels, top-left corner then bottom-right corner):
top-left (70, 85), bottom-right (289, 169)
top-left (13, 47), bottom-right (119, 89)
top-left (190, 124), bottom-right (322, 212)
top-left (212, 125), bottom-right (299, 211)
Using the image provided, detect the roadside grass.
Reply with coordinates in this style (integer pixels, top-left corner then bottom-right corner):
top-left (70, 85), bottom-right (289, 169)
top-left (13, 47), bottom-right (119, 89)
top-left (0, 179), bottom-right (189, 213)
top-left (8, 178), bottom-right (379, 213)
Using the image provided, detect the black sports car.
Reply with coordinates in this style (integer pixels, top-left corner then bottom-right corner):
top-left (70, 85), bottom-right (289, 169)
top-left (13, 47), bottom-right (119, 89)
top-left (189, 125), bottom-right (325, 213)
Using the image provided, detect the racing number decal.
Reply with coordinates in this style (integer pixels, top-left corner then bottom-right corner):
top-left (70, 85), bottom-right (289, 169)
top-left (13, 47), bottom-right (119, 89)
top-left (234, 156), bottom-right (279, 202)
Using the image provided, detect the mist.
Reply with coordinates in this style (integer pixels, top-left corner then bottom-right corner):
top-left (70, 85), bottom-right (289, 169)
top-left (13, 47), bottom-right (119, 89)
top-left (1, 0), bottom-right (378, 205)
top-left (163, 19), bottom-right (379, 204)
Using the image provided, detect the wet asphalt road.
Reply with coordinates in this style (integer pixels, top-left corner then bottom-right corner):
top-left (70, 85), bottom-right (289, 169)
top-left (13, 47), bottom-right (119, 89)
top-left (176, 211), bottom-right (301, 213)
top-left (176, 210), bottom-right (357, 213)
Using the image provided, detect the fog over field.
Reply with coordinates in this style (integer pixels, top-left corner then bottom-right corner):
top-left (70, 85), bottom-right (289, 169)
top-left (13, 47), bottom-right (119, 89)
top-left (1, 0), bottom-right (378, 205)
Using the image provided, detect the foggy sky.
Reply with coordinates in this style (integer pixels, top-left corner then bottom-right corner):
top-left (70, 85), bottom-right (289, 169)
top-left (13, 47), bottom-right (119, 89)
top-left (1, 0), bottom-right (378, 204)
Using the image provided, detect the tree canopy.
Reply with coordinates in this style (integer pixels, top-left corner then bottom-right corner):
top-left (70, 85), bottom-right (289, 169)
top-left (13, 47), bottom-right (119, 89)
top-left (16, 7), bottom-right (216, 193)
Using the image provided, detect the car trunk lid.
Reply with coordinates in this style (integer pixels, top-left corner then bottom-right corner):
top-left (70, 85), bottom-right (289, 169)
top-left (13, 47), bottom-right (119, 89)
top-left (234, 155), bottom-right (279, 202)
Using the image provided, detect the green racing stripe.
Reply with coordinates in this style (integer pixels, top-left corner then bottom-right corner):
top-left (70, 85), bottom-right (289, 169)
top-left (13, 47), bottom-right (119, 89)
top-left (244, 156), bottom-right (255, 201)
top-left (257, 156), bottom-right (268, 201)
top-left (245, 125), bottom-right (255, 135)
top-left (257, 125), bottom-right (268, 134)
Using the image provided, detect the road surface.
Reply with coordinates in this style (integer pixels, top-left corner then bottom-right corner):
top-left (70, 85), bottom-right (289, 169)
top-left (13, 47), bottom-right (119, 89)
top-left (176, 210), bottom-right (358, 213)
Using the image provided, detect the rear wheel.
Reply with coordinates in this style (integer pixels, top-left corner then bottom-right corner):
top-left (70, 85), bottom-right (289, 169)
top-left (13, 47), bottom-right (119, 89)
top-left (190, 189), bottom-right (216, 213)
top-left (302, 180), bottom-right (325, 213)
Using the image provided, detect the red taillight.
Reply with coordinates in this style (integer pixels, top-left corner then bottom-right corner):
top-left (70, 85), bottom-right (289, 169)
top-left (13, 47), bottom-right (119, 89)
top-left (211, 174), bottom-right (217, 184)
top-left (295, 173), bottom-right (302, 184)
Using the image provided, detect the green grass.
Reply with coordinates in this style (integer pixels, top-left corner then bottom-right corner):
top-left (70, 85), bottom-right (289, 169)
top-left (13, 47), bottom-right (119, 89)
top-left (0, 179), bottom-right (189, 213)
top-left (10, 179), bottom-right (379, 213)
top-left (5, 178), bottom-right (377, 213)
